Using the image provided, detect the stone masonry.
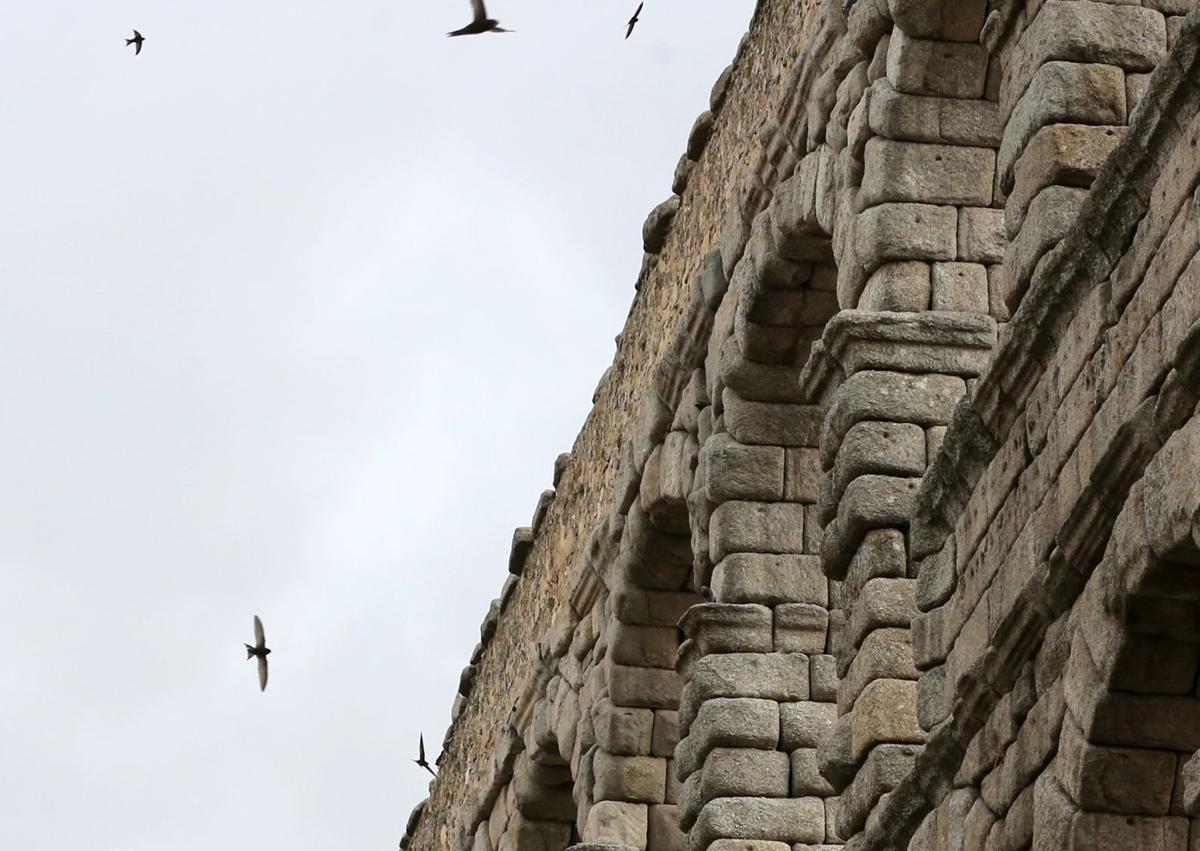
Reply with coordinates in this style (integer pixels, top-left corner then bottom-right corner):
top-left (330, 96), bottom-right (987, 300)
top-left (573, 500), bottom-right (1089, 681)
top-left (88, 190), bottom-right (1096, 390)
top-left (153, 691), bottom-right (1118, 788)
top-left (403, 1), bottom-right (1200, 850)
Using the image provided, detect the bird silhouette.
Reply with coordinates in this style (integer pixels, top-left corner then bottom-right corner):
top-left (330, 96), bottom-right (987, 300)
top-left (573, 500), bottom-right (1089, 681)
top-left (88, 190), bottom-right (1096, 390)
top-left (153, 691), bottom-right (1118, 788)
top-left (125, 30), bottom-right (145, 55)
top-left (626, 3), bottom-right (644, 39)
top-left (448, 0), bottom-right (511, 36)
top-left (244, 615), bottom-right (271, 692)
top-left (414, 734), bottom-right (437, 776)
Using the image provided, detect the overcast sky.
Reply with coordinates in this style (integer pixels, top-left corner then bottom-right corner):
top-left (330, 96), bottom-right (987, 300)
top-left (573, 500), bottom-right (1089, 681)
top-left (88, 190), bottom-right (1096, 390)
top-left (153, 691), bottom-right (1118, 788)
top-left (0, 1), bottom-right (755, 849)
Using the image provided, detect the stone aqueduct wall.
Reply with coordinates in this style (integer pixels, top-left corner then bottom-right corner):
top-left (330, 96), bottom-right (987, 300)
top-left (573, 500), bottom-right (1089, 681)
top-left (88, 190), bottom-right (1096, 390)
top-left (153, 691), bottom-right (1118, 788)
top-left (403, 1), bottom-right (1200, 850)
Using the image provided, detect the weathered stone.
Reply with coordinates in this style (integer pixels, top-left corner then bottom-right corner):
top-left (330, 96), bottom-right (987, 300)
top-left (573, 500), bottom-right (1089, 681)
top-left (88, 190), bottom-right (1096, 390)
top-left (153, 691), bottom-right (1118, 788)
top-left (702, 747), bottom-right (791, 799)
top-left (886, 29), bottom-right (988, 99)
top-left (931, 262), bottom-right (990, 313)
top-left (710, 553), bottom-right (828, 607)
top-left (858, 261), bottom-right (931, 312)
top-left (609, 622), bottom-right (680, 669)
top-left (679, 603), bottom-right (773, 655)
top-left (855, 203), bottom-right (958, 275)
top-left (833, 421), bottom-right (926, 502)
top-left (684, 654), bottom-right (809, 724)
top-left (710, 501), bottom-right (806, 563)
top-left (780, 701), bottom-right (838, 751)
top-left (774, 603), bottom-right (830, 654)
top-left (850, 679), bottom-right (925, 759)
top-left (593, 751), bottom-right (667, 805)
top-left (1006, 123), bottom-right (1124, 237)
top-left (583, 801), bottom-right (648, 849)
top-left (861, 139), bottom-right (995, 208)
top-left (687, 111), bottom-right (715, 161)
top-left (704, 433), bottom-right (786, 503)
top-left (643, 197), bottom-right (681, 255)
top-left (676, 697), bottom-right (780, 778)
top-left (648, 804), bottom-right (684, 851)
top-left (792, 747), bottom-right (837, 797)
top-left (607, 663), bottom-right (682, 711)
top-left (869, 79), bottom-right (1000, 147)
top-left (723, 390), bottom-right (824, 447)
top-left (692, 797), bottom-right (825, 848)
top-left (997, 61), bottom-right (1127, 192)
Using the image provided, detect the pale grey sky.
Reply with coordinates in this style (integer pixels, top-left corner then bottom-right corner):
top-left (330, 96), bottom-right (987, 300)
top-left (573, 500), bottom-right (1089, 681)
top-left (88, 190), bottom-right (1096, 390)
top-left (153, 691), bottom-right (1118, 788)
top-left (0, 1), bottom-right (755, 848)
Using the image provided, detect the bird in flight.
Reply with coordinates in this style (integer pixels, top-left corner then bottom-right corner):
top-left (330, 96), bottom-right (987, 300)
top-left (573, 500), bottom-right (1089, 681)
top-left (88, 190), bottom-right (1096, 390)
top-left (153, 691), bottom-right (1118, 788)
top-left (626, 3), bottom-right (644, 39)
top-left (448, 0), bottom-right (511, 37)
top-left (244, 615), bottom-right (271, 692)
top-left (414, 734), bottom-right (437, 777)
top-left (126, 30), bottom-right (145, 55)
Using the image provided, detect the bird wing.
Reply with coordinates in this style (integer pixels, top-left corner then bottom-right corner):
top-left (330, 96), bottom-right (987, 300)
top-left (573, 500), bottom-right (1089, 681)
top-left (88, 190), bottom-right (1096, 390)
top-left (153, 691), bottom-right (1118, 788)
top-left (258, 655), bottom-right (269, 691)
top-left (635, 3), bottom-right (644, 16)
top-left (470, 0), bottom-right (487, 23)
top-left (419, 734), bottom-right (427, 762)
top-left (254, 615), bottom-right (265, 649)
top-left (133, 30), bottom-right (142, 39)
top-left (134, 41), bottom-right (143, 55)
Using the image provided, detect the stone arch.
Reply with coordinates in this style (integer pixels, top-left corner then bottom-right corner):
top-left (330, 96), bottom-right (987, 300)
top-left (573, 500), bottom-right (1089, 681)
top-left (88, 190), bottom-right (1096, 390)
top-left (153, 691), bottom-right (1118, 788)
top-left (1032, 416), bottom-right (1200, 849)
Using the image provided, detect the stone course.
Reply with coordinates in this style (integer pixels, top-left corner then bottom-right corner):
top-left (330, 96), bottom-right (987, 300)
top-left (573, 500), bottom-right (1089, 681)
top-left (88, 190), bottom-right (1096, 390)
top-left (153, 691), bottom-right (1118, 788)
top-left (403, 2), bottom-right (1200, 850)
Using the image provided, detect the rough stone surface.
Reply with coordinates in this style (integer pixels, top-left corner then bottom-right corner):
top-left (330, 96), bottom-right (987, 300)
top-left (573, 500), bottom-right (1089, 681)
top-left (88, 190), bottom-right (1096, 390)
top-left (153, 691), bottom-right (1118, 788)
top-left (405, 4), bottom-right (1200, 851)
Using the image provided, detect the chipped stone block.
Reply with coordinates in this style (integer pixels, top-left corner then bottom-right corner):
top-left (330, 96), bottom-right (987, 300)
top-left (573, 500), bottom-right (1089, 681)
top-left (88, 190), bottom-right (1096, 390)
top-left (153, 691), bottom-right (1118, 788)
top-left (887, 0), bottom-right (987, 42)
top-left (513, 755), bottom-right (577, 821)
top-left (823, 477), bottom-right (922, 579)
top-left (824, 370), bottom-right (966, 454)
top-left (833, 421), bottom-right (926, 502)
top-left (841, 627), bottom-right (919, 712)
top-left (838, 743), bottom-right (919, 837)
top-left (1001, 184), bottom-right (1089, 310)
top-left (503, 813), bottom-right (571, 851)
top-left (957, 207), bottom-right (1005, 264)
top-left (685, 653), bottom-right (810, 716)
top-left (614, 588), bottom-right (702, 628)
top-left (846, 529), bottom-right (908, 602)
top-left (1057, 711), bottom-right (1177, 815)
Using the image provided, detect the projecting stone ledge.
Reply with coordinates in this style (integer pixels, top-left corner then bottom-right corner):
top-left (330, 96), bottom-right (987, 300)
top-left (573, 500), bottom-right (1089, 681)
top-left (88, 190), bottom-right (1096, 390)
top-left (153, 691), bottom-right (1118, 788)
top-left (643, 196), bottom-right (682, 254)
top-left (821, 309), bottom-right (997, 378)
